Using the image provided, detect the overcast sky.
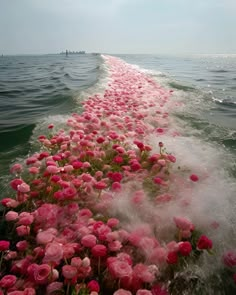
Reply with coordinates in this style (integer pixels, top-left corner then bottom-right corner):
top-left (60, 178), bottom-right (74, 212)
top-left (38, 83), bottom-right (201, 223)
top-left (0, 0), bottom-right (236, 55)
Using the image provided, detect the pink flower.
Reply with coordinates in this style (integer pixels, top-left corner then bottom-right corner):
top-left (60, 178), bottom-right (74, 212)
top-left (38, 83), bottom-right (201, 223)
top-left (107, 218), bottom-right (119, 228)
top-left (10, 178), bottom-right (23, 190)
top-left (94, 181), bottom-right (107, 190)
top-left (113, 289), bottom-right (132, 295)
top-left (173, 216), bottom-right (193, 231)
top-left (0, 275), bottom-right (17, 289)
top-left (91, 244), bottom-right (107, 257)
top-left (108, 259), bottom-right (133, 279)
top-left (18, 212), bottom-right (34, 226)
top-left (17, 182), bottom-right (30, 193)
top-left (16, 240), bottom-right (28, 251)
top-left (34, 264), bottom-right (51, 284)
top-left (81, 234), bottom-right (97, 248)
top-left (0, 240), bottom-right (10, 251)
top-left (10, 163), bottom-right (23, 174)
top-left (62, 265), bottom-right (78, 279)
top-left (178, 241), bottom-right (192, 256)
top-left (197, 235), bottom-right (213, 250)
top-left (16, 225), bottom-right (30, 236)
top-left (44, 242), bottom-right (63, 264)
top-left (5, 211), bottom-right (19, 221)
top-left (133, 263), bottom-right (155, 283)
top-left (46, 282), bottom-right (63, 294)
top-left (87, 280), bottom-right (100, 292)
top-left (222, 250), bottom-right (236, 267)
top-left (46, 165), bottom-right (60, 174)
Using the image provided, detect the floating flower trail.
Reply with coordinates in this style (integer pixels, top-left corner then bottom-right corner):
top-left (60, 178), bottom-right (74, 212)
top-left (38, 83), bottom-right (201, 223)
top-left (0, 56), bottom-right (235, 295)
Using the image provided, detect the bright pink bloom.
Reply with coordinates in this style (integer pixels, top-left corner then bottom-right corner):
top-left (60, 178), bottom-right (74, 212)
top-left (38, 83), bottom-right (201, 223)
top-left (10, 178), bottom-right (23, 190)
top-left (18, 212), bottom-right (34, 226)
top-left (91, 244), bottom-right (107, 257)
top-left (0, 275), bottom-right (17, 288)
top-left (197, 235), bottom-right (213, 250)
top-left (107, 218), bottom-right (119, 228)
top-left (87, 280), bottom-right (100, 292)
top-left (151, 284), bottom-right (169, 295)
top-left (94, 181), bottom-right (107, 190)
top-left (108, 259), bottom-right (133, 279)
top-left (0, 240), bottom-right (10, 251)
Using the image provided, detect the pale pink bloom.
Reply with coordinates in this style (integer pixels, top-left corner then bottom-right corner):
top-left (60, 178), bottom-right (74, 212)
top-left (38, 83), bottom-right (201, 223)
top-left (81, 257), bottom-right (90, 267)
top-left (62, 265), bottom-right (78, 279)
top-left (5, 211), bottom-right (19, 222)
top-left (36, 230), bottom-right (56, 245)
top-left (18, 212), bottom-right (34, 226)
top-left (62, 243), bottom-right (75, 259)
top-left (28, 167), bottom-right (39, 174)
top-left (107, 218), bottom-right (119, 228)
top-left (10, 163), bottom-right (23, 174)
top-left (71, 257), bottom-right (82, 268)
top-left (17, 182), bottom-right (30, 193)
top-left (113, 288), bottom-right (132, 295)
top-left (108, 259), bottom-right (133, 278)
top-left (108, 240), bottom-right (122, 252)
top-left (136, 290), bottom-right (152, 295)
top-left (81, 234), bottom-right (97, 248)
top-left (173, 216), bottom-right (193, 231)
top-left (43, 242), bottom-right (63, 264)
top-left (157, 159), bottom-right (166, 166)
top-left (1, 198), bottom-right (19, 208)
top-left (46, 165), bottom-right (60, 174)
top-left (16, 240), bottom-right (28, 251)
top-left (16, 225), bottom-right (30, 236)
top-left (62, 186), bottom-right (77, 199)
top-left (133, 263), bottom-right (155, 283)
top-left (34, 264), bottom-right (51, 284)
top-left (4, 251), bottom-right (17, 260)
top-left (149, 247), bottom-right (167, 265)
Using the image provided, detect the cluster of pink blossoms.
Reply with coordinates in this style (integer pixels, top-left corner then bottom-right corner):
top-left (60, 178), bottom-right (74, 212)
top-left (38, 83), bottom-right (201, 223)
top-left (1, 55), bottom-right (231, 295)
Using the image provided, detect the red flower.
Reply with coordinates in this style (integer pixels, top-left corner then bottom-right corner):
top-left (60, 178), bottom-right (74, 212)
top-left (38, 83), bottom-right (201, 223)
top-left (178, 241), bottom-right (192, 256)
top-left (166, 251), bottom-right (178, 264)
top-left (190, 174), bottom-right (199, 182)
top-left (197, 235), bottom-right (213, 250)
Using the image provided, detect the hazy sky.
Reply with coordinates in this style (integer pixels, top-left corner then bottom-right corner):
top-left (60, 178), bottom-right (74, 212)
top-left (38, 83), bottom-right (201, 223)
top-left (1, 0), bottom-right (236, 55)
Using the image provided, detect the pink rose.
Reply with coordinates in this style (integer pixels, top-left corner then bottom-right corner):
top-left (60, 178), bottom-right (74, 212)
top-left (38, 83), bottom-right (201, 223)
top-left (62, 265), bottom-right (77, 279)
top-left (0, 274), bottom-right (17, 288)
top-left (34, 264), bottom-right (51, 284)
top-left (108, 259), bottom-right (133, 279)
top-left (91, 244), bottom-right (107, 257)
top-left (17, 182), bottom-right (30, 193)
top-left (173, 216), bottom-right (193, 231)
top-left (81, 234), bottom-right (97, 248)
top-left (16, 225), bottom-right (30, 236)
top-left (5, 211), bottom-right (19, 221)
top-left (166, 251), bottom-right (178, 264)
top-left (44, 242), bottom-right (63, 264)
top-left (16, 240), bottom-right (28, 251)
